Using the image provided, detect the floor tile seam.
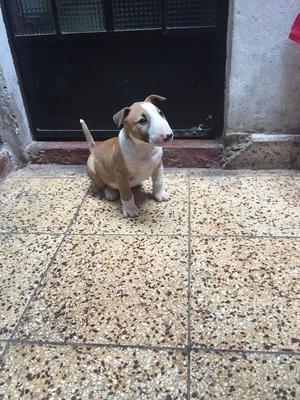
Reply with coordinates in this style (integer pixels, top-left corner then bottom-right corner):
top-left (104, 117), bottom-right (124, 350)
top-left (1, 232), bottom-right (299, 240)
top-left (8, 187), bottom-right (90, 342)
top-left (66, 232), bottom-right (188, 236)
top-left (188, 174), bottom-right (298, 183)
top-left (189, 291), bottom-right (300, 301)
top-left (0, 231), bottom-right (63, 236)
top-left (5, 177), bottom-right (190, 185)
top-left (0, 232), bottom-right (189, 236)
top-left (0, 341), bottom-right (10, 369)
top-left (8, 234), bottom-right (67, 342)
top-left (189, 170), bottom-right (295, 175)
top-left (4, 176), bottom-right (88, 181)
top-left (190, 234), bottom-right (300, 240)
top-left (1, 232), bottom-right (300, 239)
top-left (4, 169), bottom-right (186, 179)
top-left (63, 183), bottom-right (92, 235)
top-left (6, 338), bottom-right (187, 353)
top-left (187, 169), bottom-right (192, 400)
top-left (3, 343), bottom-right (298, 357)
top-left (191, 346), bottom-right (300, 356)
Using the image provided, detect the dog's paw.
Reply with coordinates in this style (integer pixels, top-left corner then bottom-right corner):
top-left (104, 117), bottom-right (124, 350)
top-left (122, 204), bottom-right (139, 218)
top-left (121, 197), bottom-right (139, 218)
top-left (153, 189), bottom-right (170, 202)
top-left (104, 187), bottom-right (119, 201)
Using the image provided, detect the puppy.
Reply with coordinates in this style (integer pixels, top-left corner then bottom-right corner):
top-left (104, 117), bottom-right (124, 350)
top-left (80, 94), bottom-right (173, 218)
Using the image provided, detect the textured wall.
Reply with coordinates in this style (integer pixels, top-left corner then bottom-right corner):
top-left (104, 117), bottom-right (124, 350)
top-left (0, 6), bottom-right (30, 165)
top-left (227, 0), bottom-right (300, 133)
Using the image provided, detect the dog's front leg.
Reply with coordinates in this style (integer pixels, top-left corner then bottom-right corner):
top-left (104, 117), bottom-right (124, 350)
top-left (116, 173), bottom-right (139, 218)
top-left (152, 162), bottom-right (170, 202)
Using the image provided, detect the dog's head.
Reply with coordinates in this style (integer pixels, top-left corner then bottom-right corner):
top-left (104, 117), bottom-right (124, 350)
top-left (113, 95), bottom-right (173, 146)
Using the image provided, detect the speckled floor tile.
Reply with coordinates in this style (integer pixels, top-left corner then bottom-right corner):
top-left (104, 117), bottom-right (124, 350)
top-left (189, 169), bottom-right (295, 177)
top-left (71, 171), bottom-right (188, 235)
top-left (16, 235), bottom-right (188, 346)
top-left (0, 344), bottom-right (187, 399)
top-left (0, 341), bottom-right (6, 358)
top-left (293, 174), bottom-right (300, 186)
top-left (0, 234), bottom-right (62, 339)
top-left (191, 351), bottom-right (299, 400)
top-left (190, 172), bottom-right (300, 236)
top-left (191, 237), bottom-right (300, 351)
top-left (6, 164), bottom-right (87, 179)
top-left (0, 178), bottom-right (89, 233)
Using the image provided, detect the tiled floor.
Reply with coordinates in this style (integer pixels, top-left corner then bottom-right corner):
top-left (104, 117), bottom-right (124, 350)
top-left (0, 165), bottom-right (299, 399)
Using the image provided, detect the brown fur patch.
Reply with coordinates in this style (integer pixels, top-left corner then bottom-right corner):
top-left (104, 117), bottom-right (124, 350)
top-left (123, 102), bottom-right (151, 142)
top-left (89, 138), bottom-right (135, 201)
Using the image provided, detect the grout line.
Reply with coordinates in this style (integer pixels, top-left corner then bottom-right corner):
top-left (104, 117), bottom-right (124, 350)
top-left (63, 185), bottom-right (91, 235)
top-left (187, 169), bottom-right (192, 400)
top-left (187, 234), bottom-right (300, 240)
top-left (0, 340), bottom-right (11, 369)
top-left (6, 176), bottom-right (87, 180)
top-left (0, 231), bottom-right (189, 237)
top-left (1, 231), bottom-right (299, 239)
top-left (189, 169), bottom-right (296, 176)
top-left (4, 172), bottom-right (188, 182)
top-left (7, 338), bottom-right (186, 353)
top-left (0, 231), bottom-right (63, 236)
top-left (191, 347), bottom-right (300, 356)
top-left (2, 338), bottom-right (299, 363)
top-left (66, 232), bottom-right (189, 237)
top-left (8, 234), bottom-right (67, 342)
top-left (8, 187), bottom-right (90, 342)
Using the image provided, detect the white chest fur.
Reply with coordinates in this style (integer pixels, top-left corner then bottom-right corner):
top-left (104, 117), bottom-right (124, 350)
top-left (119, 129), bottom-right (162, 187)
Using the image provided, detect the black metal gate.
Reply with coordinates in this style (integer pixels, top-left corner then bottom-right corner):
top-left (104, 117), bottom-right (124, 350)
top-left (2, 0), bottom-right (229, 140)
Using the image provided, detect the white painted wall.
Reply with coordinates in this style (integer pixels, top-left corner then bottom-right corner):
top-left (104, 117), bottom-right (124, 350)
top-left (226, 0), bottom-right (300, 133)
top-left (0, 5), bottom-right (31, 164)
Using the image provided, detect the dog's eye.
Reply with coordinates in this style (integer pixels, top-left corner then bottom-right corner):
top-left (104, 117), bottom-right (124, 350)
top-left (138, 116), bottom-right (147, 124)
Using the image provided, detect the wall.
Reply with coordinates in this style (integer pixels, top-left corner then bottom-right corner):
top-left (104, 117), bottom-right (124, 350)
top-left (1, 1), bottom-right (300, 164)
top-left (226, 0), bottom-right (300, 134)
top-left (0, 5), bottom-right (31, 166)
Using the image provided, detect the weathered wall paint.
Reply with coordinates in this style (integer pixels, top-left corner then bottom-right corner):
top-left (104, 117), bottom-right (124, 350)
top-left (226, 0), bottom-right (300, 133)
top-left (0, 6), bottom-right (30, 165)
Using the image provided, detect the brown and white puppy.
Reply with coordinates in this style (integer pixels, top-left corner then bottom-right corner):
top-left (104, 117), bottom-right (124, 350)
top-left (80, 94), bottom-right (173, 218)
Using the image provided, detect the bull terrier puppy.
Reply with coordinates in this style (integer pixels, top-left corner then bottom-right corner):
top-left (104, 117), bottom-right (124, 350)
top-left (80, 94), bottom-right (173, 218)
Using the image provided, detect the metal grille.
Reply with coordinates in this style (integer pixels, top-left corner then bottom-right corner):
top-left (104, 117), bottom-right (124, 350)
top-left (56, 0), bottom-right (106, 34)
top-left (113, 0), bottom-right (163, 31)
top-left (167, 0), bottom-right (217, 28)
top-left (7, 0), bottom-right (219, 36)
top-left (9, 0), bottom-right (55, 35)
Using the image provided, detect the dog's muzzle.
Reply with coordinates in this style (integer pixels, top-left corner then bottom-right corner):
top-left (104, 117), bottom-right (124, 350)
top-left (164, 132), bottom-right (173, 142)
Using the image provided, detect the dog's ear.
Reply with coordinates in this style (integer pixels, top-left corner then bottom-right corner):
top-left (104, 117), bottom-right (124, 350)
top-left (113, 107), bottom-right (130, 128)
top-left (144, 94), bottom-right (167, 104)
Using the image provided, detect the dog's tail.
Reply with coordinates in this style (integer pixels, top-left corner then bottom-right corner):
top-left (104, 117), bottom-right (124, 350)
top-left (80, 119), bottom-right (95, 151)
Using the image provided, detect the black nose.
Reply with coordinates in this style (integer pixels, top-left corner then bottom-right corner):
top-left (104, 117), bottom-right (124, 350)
top-left (164, 133), bottom-right (173, 142)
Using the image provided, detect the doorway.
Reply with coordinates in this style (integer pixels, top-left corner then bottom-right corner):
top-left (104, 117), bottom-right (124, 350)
top-left (2, 0), bottom-right (229, 140)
